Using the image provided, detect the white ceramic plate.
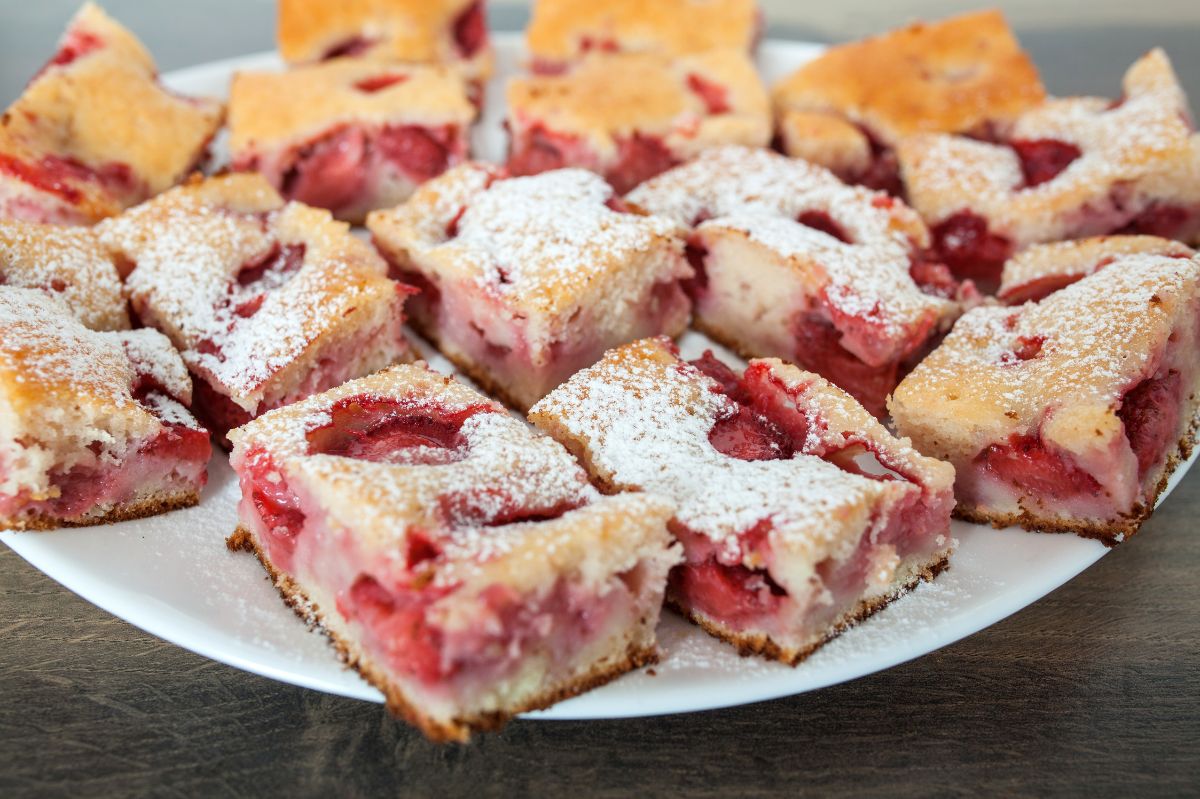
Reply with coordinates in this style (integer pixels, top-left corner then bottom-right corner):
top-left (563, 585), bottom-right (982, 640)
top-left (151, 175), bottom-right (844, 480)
top-left (4, 34), bottom-right (1196, 721)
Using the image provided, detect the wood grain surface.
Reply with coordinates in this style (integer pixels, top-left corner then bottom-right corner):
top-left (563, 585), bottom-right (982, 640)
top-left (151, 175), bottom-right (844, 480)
top-left (2, 469), bottom-right (1197, 798)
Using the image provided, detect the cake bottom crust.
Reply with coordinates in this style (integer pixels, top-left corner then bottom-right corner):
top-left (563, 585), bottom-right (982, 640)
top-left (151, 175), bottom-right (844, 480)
top-left (953, 411), bottom-right (1198, 546)
top-left (668, 550), bottom-right (952, 666)
top-left (227, 526), bottom-right (658, 742)
top-left (1, 489), bottom-right (201, 532)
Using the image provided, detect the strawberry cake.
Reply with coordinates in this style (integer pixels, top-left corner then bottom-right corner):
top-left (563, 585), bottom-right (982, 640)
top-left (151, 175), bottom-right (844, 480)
top-left (0, 3), bottom-right (223, 225)
top-left (227, 363), bottom-right (678, 741)
top-left (367, 165), bottom-right (691, 410)
top-left (0, 288), bottom-right (210, 530)
top-left (530, 337), bottom-right (955, 664)
top-left (506, 50), bottom-right (770, 192)
top-left (772, 10), bottom-right (1044, 194)
top-left (626, 146), bottom-right (967, 417)
top-left (97, 174), bottom-right (414, 441)
top-left (890, 253), bottom-right (1200, 543)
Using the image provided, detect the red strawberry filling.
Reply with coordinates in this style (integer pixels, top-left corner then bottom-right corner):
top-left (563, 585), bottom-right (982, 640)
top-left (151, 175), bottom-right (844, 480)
top-left (976, 434), bottom-right (1103, 501)
top-left (686, 73), bottom-right (731, 115)
top-left (796, 210), bottom-right (851, 243)
top-left (353, 74), bottom-right (409, 93)
top-left (305, 396), bottom-right (490, 464)
top-left (930, 211), bottom-right (1014, 290)
top-left (609, 134), bottom-right (678, 194)
top-left (321, 36), bottom-right (375, 60)
top-left (452, 1), bottom-right (487, 59)
top-left (46, 28), bottom-right (103, 70)
top-left (1119, 204), bottom-right (1197, 239)
top-left (790, 311), bottom-right (901, 419)
top-left (505, 125), bottom-right (575, 177)
top-left (1118, 370), bottom-right (1182, 478)
top-left (1011, 139), bottom-right (1082, 188)
top-left (0, 153), bottom-right (139, 205)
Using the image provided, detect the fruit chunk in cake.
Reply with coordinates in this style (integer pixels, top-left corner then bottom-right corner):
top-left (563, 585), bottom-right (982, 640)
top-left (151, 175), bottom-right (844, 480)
top-left (227, 363), bottom-right (679, 741)
top-left (0, 288), bottom-right (210, 530)
top-left (626, 146), bottom-right (967, 417)
top-left (97, 174), bottom-right (414, 441)
top-left (898, 49), bottom-right (1200, 289)
top-left (525, 0), bottom-right (760, 73)
top-left (772, 10), bottom-right (1044, 194)
top-left (530, 337), bottom-right (955, 664)
top-left (276, 0), bottom-right (493, 92)
top-left (228, 60), bottom-right (476, 224)
top-left (0, 219), bottom-right (129, 331)
top-left (0, 3), bottom-right (223, 225)
top-left (367, 165), bottom-right (691, 410)
top-left (997, 235), bottom-right (1195, 304)
top-left (505, 50), bottom-right (770, 193)
top-left (890, 254), bottom-right (1200, 543)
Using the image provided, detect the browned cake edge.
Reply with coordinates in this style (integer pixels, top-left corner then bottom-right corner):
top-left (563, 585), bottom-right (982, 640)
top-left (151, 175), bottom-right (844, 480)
top-left (667, 550), bottom-right (951, 666)
top-left (226, 525), bottom-right (658, 743)
top-left (2, 489), bottom-right (201, 531)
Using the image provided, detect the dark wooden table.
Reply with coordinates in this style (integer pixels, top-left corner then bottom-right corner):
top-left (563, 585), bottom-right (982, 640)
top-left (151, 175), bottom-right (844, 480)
top-left (3, 11), bottom-right (1200, 798)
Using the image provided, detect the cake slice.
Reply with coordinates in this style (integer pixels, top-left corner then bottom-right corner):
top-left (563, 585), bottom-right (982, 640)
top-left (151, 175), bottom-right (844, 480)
top-left (626, 146), bottom-right (967, 417)
top-left (97, 174), bottom-right (414, 442)
top-left (0, 219), bottom-right (129, 330)
top-left (228, 60), bottom-right (476, 224)
top-left (898, 49), bottom-right (1200, 289)
top-left (890, 253), bottom-right (1200, 543)
top-left (227, 363), bottom-right (678, 741)
top-left (997, 235), bottom-right (1195, 304)
top-left (0, 288), bottom-right (210, 530)
top-left (525, 0), bottom-right (760, 73)
top-left (367, 165), bottom-right (691, 410)
top-left (276, 0), bottom-right (493, 99)
top-left (0, 3), bottom-right (223, 225)
top-left (772, 10), bottom-right (1044, 194)
top-left (530, 337), bottom-right (955, 664)
top-left (506, 50), bottom-right (770, 192)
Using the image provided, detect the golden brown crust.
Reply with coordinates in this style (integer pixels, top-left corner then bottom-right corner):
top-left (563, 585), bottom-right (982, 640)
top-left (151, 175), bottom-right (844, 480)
top-left (772, 10), bottom-right (1044, 146)
top-left (227, 525), bottom-right (658, 742)
top-left (526, 0), bottom-right (759, 63)
top-left (668, 552), bottom-right (951, 665)
top-left (3, 489), bottom-right (201, 532)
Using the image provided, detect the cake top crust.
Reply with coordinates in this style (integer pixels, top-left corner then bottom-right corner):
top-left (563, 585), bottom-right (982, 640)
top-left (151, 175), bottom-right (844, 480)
top-left (526, 0), bottom-right (759, 64)
top-left (227, 60), bottom-right (475, 153)
top-left (368, 165), bottom-right (685, 318)
top-left (0, 220), bottom-right (129, 331)
top-left (897, 49), bottom-right (1196, 245)
top-left (98, 174), bottom-right (401, 407)
top-left (772, 10), bottom-right (1045, 144)
top-left (890, 254), bottom-right (1200, 461)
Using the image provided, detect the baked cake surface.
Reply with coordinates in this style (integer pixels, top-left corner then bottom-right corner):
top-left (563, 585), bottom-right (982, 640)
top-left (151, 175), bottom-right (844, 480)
top-left (228, 60), bottom-right (475, 223)
top-left (367, 165), bottom-right (691, 410)
top-left (0, 2), bottom-right (223, 225)
top-left (0, 220), bottom-right (129, 331)
top-left (891, 253), bottom-right (1200, 543)
top-left (228, 363), bottom-right (678, 741)
top-left (0, 287), bottom-right (210, 530)
top-left (506, 50), bottom-right (770, 192)
top-left (97, 174), bottom-right (413, 439)
top-left (626, 145), bottom-right (966, 416)
top-left (530, 337), bottom-right (955, 664)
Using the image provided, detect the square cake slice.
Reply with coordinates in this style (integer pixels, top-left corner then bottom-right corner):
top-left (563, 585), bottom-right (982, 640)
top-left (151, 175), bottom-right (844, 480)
top-left (890, 254), bottom-right (1200, 543)
top-left (367, 165), bottom-right (691, 410)
top-left (0, 287), bottom-right (211, 530)
top-left (276, 0), bottom-right (492, 94)
top-left (772, 10), bottom-right (1044, 194)
top-left (227, 363), bottom-right (678, 741)
top-left (0, 219), bottom-right (129, 331)
top-left (229, 60), bottom-right (476, 224)
top-left (626, 146), bottom-right (968, 417)
top-left (997, 235), bottom-right (1194, 304)
top-left (505, 50), bottom-right (770, 193)
top-left (898, 49), bottom-right (1200, 289)
top-left (530, 337), bottom-right (955, 664)
top-left (525, 0), bottom-right (760, 74)
top-left (0, 3), bottom-right (223, 225)
top-left (97, 174), bottom-right (414, 442)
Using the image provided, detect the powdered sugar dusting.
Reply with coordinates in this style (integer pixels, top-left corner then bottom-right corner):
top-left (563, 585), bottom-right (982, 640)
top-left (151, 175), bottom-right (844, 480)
top-left (0, 221), bottom-right (128, 331)
top-left (628, 146), bottom-right (951, 337)
top-left (531, 338), bottom-right (894, 562)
